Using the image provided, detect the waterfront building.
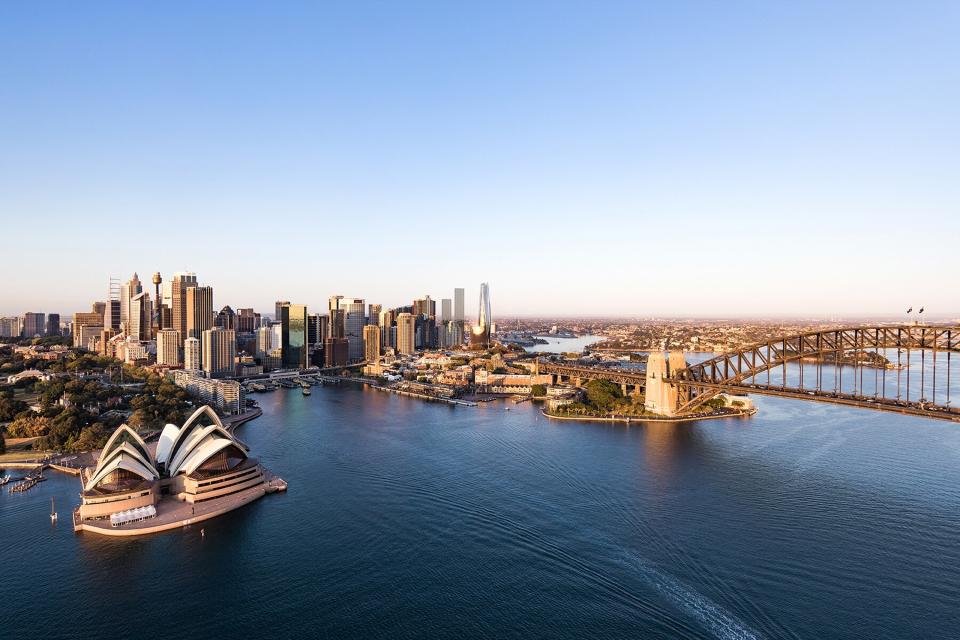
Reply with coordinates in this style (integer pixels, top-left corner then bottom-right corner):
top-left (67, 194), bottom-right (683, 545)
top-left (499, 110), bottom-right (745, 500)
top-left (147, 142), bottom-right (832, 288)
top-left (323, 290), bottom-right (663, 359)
top-left (203, 327), bottom-right (236, 378)
top-left (46, 313), bottom-right (61, 337)
top-left (172, 372), bottom-right (246, 415)
top-left (307, 313), bottom-right (329, 349)
top-left (184, 337), bottom-right (201, 372)
top-left (22, 312), bottom-right (45, 338)
top-left (470, 282), bottom-right (492, 349)
top-left (171, 272), bottom-right (198, 345)
top-left (363, 324), bottom-right (381, 361)
top-left (156, 329), bottom-right (182, 367)
top-left (264, 347), bottom-right (283, 371)
top-left (74, 406), bottom-right (266, 535)
top-left (396, 312), bottom-right (416, 355)
top-left (335, 298), bottom-right (366, 362)
top-left (324, 337), bottom-right (349, 367)
top-left (186, 285), bottom-right (214, 340)
top-left (281, 304), bottom-right (308, 369)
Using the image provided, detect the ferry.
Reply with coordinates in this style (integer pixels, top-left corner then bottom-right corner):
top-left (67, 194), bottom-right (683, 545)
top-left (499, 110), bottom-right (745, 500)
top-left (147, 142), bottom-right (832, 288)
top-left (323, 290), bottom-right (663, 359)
top-left (302, 388), bottom-right (312, 396)
top-left (0, 475), bottom-right (11, 486)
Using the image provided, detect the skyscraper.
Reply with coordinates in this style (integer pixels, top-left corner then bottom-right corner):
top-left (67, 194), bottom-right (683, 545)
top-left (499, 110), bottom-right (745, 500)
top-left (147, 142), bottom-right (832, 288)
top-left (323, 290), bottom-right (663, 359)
top-left (470, 282), bottom-right (492, 349)
top-left (202, 327), bottom-right (236, 379)
top-left (186, 286), bottom-right (213, 340)
top-left (172, 272), bottom-right (197, 345)
top-left (335, 297), bottom-right (366, 362)
top-left (379, 308), bottom-right (394, 350)
top-left (156, 329), bottom-right (182, 366)
top-left (396, 312), bottom-right (416, 355)
top-left (45, 313), bottom-right (61, 337)
top-left (275, 301), bottom-right (290, 323)
top-left (441, 299), bottom-right (452, 323)
top-left (367, 304), bottom-right (382, 326)
top-left (363, 324), bottom-right (381, 361)
top-left (22, 312), bottom-right (45, 338)
top-left (454, 287), bottom-right (465, 322)
top-left (184, 337), bottom-right (201, 372)
top-left (151, 272), bottom-right (163, 336)
top-left (281, 304), bottom-right (308, 369)
top-left (236, 308), bottom-right (259, 333)
top-left (128, 292), bottom-right (152, 341)
top-left (119, 273), bottom-right (142, 333)
top-left (413, 296), bottom-right (436, 318)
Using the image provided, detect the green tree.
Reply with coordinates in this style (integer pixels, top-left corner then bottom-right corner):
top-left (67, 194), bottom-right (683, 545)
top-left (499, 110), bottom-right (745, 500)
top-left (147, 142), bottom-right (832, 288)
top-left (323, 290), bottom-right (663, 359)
top-left (0, 432), bottom-right (6, 454)
top-left (531, 384), bottom-right (547, 397)
top-left (584, 379), bottom-right (622, 410)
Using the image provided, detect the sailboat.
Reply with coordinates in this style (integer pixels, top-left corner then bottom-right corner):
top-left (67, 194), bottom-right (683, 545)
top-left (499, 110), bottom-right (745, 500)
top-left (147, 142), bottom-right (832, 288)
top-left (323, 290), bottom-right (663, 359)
top-left (50, 497), bottom-right (58, 522)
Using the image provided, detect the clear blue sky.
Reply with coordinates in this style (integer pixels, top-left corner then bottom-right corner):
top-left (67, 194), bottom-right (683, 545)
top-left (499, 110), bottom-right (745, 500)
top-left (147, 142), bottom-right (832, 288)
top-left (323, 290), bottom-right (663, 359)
top-left (2, 2), bottom-right (957, 318)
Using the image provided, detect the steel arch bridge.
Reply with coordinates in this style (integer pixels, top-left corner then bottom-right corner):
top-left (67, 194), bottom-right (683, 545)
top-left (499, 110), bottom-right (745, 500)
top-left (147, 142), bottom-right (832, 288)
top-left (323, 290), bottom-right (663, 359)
top-left (669, 325), bottom-right (960, 421)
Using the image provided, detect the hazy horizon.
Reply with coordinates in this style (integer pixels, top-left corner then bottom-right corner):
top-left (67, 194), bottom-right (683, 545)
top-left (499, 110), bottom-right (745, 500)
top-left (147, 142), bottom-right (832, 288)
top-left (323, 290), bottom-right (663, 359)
top-left (2, 2), bottom-right (957, 317)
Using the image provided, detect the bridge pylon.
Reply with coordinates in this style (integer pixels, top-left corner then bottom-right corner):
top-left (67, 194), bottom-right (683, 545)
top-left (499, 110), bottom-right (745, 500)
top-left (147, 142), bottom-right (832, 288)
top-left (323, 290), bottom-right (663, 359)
top-left (644, 351), bottom-right (684, 416)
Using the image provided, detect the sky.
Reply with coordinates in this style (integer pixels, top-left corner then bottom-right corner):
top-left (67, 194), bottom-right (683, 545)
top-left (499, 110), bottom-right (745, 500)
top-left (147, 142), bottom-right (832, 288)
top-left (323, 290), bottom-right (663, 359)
top-left (1, 2), bottom-right (957, 319)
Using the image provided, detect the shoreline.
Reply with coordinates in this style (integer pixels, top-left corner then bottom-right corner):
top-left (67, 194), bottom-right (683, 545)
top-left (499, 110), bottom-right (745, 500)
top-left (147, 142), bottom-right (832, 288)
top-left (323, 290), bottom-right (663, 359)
top-left (541, 407), bottom-right (757, 424)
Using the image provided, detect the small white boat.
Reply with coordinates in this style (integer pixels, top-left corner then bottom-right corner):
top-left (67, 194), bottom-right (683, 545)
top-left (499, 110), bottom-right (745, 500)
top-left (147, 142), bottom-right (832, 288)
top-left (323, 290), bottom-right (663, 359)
top-left (0, 475), bottom-right (10, 486)
top-left (50, 497), bottom-right (58, 522)
top-left (302, 388), bottom-right (312, 396)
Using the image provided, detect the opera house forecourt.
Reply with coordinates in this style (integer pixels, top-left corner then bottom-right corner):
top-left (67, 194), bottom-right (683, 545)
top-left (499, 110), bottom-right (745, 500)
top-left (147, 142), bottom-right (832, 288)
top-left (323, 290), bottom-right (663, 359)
top-left (74, 406), bottom-right (285, 536)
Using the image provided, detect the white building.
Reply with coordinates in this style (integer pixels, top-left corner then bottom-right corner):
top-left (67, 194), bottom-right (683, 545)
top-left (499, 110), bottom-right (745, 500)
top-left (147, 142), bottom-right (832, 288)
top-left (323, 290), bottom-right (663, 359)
top-left (184, 337), bottom-right (201, 372)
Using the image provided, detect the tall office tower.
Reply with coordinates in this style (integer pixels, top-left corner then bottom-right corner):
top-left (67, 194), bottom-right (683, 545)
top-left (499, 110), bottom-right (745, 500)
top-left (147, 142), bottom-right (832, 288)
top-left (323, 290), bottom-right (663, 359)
top-left (441, 299), bottom-right (452, 323)
top-left (22, 312), bottom-right (45, 338)
top-left (367, 304), bottom-right (382, 326)
top-left (255, 325), bottom-right (273, 356)
top-left (275, 301), bottom-right (290, 323)
top-left (103, 277), bottom-right (121, 332)
top-left (171, 272), bottom-right (197, 344)
top-left (378, 309), bottom-right (394, 349)
top-left (363, 324), bottom-right (381, 361)
top-left (184, 337), bottom-right (201, 372)
top-left (216, 306), bottom-right (236, 330)
top-left (0, 317), bottom-right (21, 338)
top-left (396, 313), bottom-right (416, 355)
top-left (281, 304), bottom-right (308, 369)
top-left (307, 313), bottom-right (329, 348)
top-left (202, 327), bottom-right (236, 379)
top-left (92, 301), bottom-right (106, 318)
top-left (119, 272), bottom-right (143, 333)
top-left (324, 337), bottom-right (349, 367)
top-left (330, 308), bottom-right (345, 338)
top-left (151, 272), bottom-right (162, 336)
top-left (470, 282), bottom-right (492, 349)
top-left (159, 305), bottom-right (172, 330)
top-left (161, 280), bottom-right (173, 310)
top-left (45, 313), bottom-right (61, 337)
top-left (186, 285), bottom-right (214, 340)
top-left (336, 298), bottom-right (366, 362)
top-left (156, 329), bottom-right (182, 366)
top-left (413, 296), bottom-right (436, 319)
top-left (236, 308), bottom-right (258, 333)
top-left (328, 295), bottom-right (343, 313)
top-left (72, 304), bottom-right (104, 347)
top-left (454, 288), bottom-right (465, 322)
top-left (128, 292), bottom-right (152, 341)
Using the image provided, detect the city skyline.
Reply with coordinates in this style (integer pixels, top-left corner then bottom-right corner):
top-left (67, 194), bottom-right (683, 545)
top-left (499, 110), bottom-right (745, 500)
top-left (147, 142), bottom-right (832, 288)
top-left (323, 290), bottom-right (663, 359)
top-left (2, 3), bottom-right (957, 317)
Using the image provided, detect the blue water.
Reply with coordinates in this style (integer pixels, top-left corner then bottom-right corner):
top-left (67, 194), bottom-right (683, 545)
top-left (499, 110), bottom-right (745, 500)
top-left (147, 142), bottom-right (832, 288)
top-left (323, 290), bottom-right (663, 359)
top-left (2, 384), bottom-right (960, 639)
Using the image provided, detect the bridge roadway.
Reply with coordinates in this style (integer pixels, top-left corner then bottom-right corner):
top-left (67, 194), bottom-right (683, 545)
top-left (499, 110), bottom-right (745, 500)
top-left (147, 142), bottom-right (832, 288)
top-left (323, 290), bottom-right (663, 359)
top-left (536, 360), bottom-right (646, 387)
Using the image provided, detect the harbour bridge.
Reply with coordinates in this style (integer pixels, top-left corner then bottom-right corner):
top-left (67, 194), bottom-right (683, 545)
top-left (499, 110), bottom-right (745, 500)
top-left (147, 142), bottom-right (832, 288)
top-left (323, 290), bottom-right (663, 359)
top-left (537, 325), bottom-right (960, 423)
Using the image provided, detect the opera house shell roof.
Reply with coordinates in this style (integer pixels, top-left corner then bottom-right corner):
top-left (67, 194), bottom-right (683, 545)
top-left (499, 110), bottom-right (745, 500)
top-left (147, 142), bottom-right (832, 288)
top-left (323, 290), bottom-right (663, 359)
top-left (84, 405), bottom-right (250, 493)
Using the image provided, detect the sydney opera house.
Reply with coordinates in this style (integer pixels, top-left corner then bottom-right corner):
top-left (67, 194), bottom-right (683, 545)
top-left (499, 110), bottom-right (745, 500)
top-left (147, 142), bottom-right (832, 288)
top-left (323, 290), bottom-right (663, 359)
top-left (74, 405), bottom-right (280, 536)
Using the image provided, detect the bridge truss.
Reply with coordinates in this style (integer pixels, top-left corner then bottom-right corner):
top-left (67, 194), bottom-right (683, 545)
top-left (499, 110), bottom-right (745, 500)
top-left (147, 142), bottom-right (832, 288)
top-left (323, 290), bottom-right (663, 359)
top-left (669, 325), bottom-right (960, 421)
